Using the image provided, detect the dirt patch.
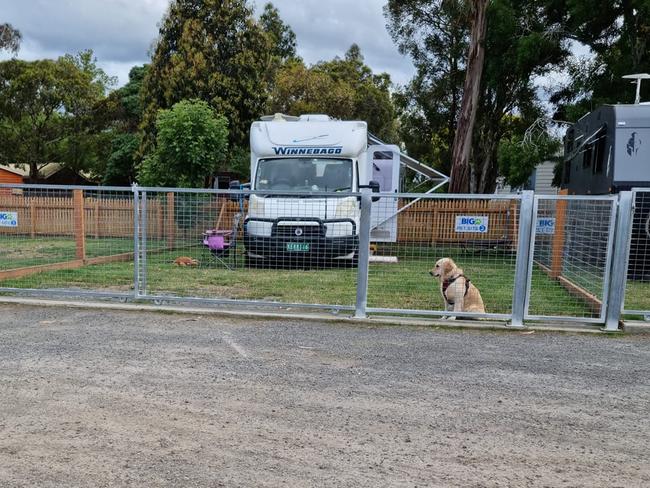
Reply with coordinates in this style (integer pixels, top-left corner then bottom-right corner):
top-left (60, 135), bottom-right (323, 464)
top-left (1, 304), bottom-right (649, 487)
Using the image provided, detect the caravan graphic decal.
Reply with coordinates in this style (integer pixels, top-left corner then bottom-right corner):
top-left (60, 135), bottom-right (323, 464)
top-left (627, 132), bottom-right (642, 156)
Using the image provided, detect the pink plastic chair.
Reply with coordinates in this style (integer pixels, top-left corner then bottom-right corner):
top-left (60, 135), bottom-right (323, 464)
top-left (203, 230), bottom-right (232, 255)
top-left (202, 214), bottom-right (241, 269)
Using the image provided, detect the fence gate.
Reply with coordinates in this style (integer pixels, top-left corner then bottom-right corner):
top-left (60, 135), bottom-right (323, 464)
top-left (524, 194), bottom-right (618, 323)
top-left (623, 188), bottom-right (650, 318)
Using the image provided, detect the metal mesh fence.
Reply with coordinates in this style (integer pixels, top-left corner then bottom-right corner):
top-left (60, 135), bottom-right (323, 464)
top-left (624, 189), bottom-right (650, 316)
top-left (140, 189), bottom-right (359, 309)
top-left (0, 184), bottom-right (633, 326)
top-left (0, 187), bottom-right (135, 296)
top-left (365, 193), bottom-right (520, 317)
top-left (526, 196), bottom-right (616, 320)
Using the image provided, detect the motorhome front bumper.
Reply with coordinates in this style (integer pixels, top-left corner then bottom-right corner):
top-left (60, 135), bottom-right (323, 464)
top-left (244, 217), bottom-right (358, 260)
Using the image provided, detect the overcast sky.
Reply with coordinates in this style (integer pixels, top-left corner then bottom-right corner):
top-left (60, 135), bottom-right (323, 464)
top-left (0, 0), bottom-right (416, 88)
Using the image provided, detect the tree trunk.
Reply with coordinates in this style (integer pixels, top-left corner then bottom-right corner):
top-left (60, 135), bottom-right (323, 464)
top-left (448, 0), bottom-right (488, 193)
top-left (30, 162), bottom-right (38, 181)
top-left (621, 0), bottom-right (644, 70)
top-left (478, 149), bottom-right (493, 193)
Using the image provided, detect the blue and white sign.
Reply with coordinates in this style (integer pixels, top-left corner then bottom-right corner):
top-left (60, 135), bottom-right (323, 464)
top-left (455, 215), bottom-right (489, 233)
top-left (0, 211), bottom-right (18, 227)
top-left (536, 217), bottom-right (556, 235)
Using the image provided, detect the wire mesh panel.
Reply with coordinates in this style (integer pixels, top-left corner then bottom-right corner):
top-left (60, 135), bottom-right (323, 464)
top-left (0, 185), bottom-right (135, 296)
top-left (624, 189), bottom-right (650, 316)
top-left (525, 196), bottom-right (616, 321)
top-left (365, 193), bottom-right (520, 318)
top-left (141, 189), bottom-right (358, 310)
top-left (0, 183), bottom-right (635, 326)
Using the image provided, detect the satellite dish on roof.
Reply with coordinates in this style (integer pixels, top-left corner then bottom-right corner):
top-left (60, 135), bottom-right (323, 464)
top-left (622, 73), bottom-right (650, 104)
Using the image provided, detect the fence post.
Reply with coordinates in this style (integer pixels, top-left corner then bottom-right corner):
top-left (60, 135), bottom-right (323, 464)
top-left (29, 198), bottom-right (36, 238)
top-left (141, 191), bottom-right (148, 296)
top-left (604, 191), bottom-right (634, 332)
top-left (94, 199), bottom-right (100, 239)
top-left (132, 184), bottom-right (140, 299)
top-left (511, 191), bottom-right (535, 327)
top-left (355, 192), bottom-right (372, 319)
top-left (551, 188), bottom-right (569, 277)
top-left (166, 192), bottom-right (175, 250)
top-left (73, 189), bottom-right (86, 261)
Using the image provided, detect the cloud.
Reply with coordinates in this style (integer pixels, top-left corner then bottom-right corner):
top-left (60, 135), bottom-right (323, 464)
top-left (258, 0), bottom-right (415, 85)
top-left (0, 0), bottom-right (167, 85)
top-left (0, 0), bottom-right (415, 87)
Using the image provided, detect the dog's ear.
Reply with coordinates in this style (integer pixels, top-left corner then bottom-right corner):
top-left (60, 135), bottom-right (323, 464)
top-left (442, 259), bottom-right (457, 278)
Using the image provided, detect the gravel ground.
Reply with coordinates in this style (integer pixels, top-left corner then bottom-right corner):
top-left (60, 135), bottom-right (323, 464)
top-left (1, 304), bottom-right (649, 488)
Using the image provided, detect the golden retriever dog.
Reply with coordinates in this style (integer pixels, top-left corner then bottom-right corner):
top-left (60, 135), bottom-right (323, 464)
top-left (173, 256), bottom-right (199, 267)
top-left (430, 257), bottom-right (485, 318)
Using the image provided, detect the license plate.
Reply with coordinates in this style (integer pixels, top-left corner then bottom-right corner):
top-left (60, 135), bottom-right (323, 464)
top-left (286, 242), bottom-right (309, 252)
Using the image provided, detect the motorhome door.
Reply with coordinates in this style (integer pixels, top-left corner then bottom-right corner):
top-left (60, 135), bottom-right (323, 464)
top-left (368, 144), bottom-right (400, 242)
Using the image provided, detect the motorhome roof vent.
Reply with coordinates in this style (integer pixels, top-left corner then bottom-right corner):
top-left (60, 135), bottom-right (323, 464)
top-left (298, 114), bottom-right (331, 122)
top-left (259, 113), bottom-right (300, 122)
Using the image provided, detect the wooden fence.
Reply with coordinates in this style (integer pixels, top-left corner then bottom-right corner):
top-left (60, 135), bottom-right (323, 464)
top-left (0, 192), bottom-right (519, 245)
top-left (0, 193), bottom-right (140, 238)
top-left (396, 198), bottom-right (518, 244)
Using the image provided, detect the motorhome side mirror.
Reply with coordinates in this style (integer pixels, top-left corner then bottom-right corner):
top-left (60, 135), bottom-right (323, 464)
top-left (228, 180), bottom-right (241, 201)
top-left (369, 180), bottom-right (381, 202)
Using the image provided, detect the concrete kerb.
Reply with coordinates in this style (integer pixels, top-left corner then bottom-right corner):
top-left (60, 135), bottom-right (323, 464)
top-left (0, 296), bottom-right (638, 335)
top-left (622, 321), bottom-right (650, 335)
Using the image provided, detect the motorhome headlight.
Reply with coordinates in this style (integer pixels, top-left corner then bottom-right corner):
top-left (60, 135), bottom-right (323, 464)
top-left (249, 194), bottom-right (265, 217)
top-left (335, 197), bottom-right (358, 218)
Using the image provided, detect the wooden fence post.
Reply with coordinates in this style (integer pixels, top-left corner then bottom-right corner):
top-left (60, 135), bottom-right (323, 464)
top-left (550, 189), bottom-right (568, 278)
top-left (73, 189), bottom-right (86, 261)
top-left (156, 201), bottom-right (163, 240)
top-left (94, 199), bottom-right (100, 238)
top-left (509, 199), bottom-right (518, 249)
top-left (215, 199), bottom-right (227, 230)
top-left (29, 198), bottom-right (36, 238)
top-left (166, 192), bottom-right (175, 249)
top-left (430, 203), bottom-right (439, 244)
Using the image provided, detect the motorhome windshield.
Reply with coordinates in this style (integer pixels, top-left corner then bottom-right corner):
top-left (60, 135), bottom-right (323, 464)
top-left (255, 158), bottom-right (353, 191)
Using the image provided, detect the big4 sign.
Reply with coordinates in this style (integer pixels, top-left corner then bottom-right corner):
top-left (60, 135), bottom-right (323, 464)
top-left (536, 217), bottom-right (556, 235)
top-left (0, 211), bottom-right (18, 227)
top-left (455, 215), bottom-right (489, 233)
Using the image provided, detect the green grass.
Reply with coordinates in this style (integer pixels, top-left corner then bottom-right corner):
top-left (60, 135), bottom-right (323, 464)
top-left (0, 241), bottom-right (595, 316)
top-left (624, 280), bottom-right (650, 311)
top-left (527, 267), bottom-right (598, 317)
top-left (0, 236), bottom-right (135, 270)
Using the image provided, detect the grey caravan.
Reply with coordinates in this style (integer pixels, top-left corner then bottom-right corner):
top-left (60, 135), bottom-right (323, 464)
top-left (561, 104), bottom-right (650, 194)
top-left (561, 103), bottom-right (650, 279)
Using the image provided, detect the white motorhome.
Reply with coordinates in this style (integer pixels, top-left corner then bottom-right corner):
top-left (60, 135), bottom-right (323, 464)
top-left (240, 114), bottom-right (376, 266)
top-left (232, 113), bottom-right (449, 265)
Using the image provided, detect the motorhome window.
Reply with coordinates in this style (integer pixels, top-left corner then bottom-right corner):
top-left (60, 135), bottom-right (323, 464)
top-left (593, 131), bottom-right (606, 174)
top-left (255, 158), bottom-right (353, 191)
top-left (373, 151), bottom-right (393, 160)
top-left (582, 145), bottom-right (593, 169)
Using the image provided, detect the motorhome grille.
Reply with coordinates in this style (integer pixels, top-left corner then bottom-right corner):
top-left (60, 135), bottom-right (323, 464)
top-left (274, 224), bottom-right (324, 239)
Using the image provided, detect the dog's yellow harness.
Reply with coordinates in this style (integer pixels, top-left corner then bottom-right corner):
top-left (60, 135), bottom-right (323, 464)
top-left (442, 274), bottom-right (471, 305)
